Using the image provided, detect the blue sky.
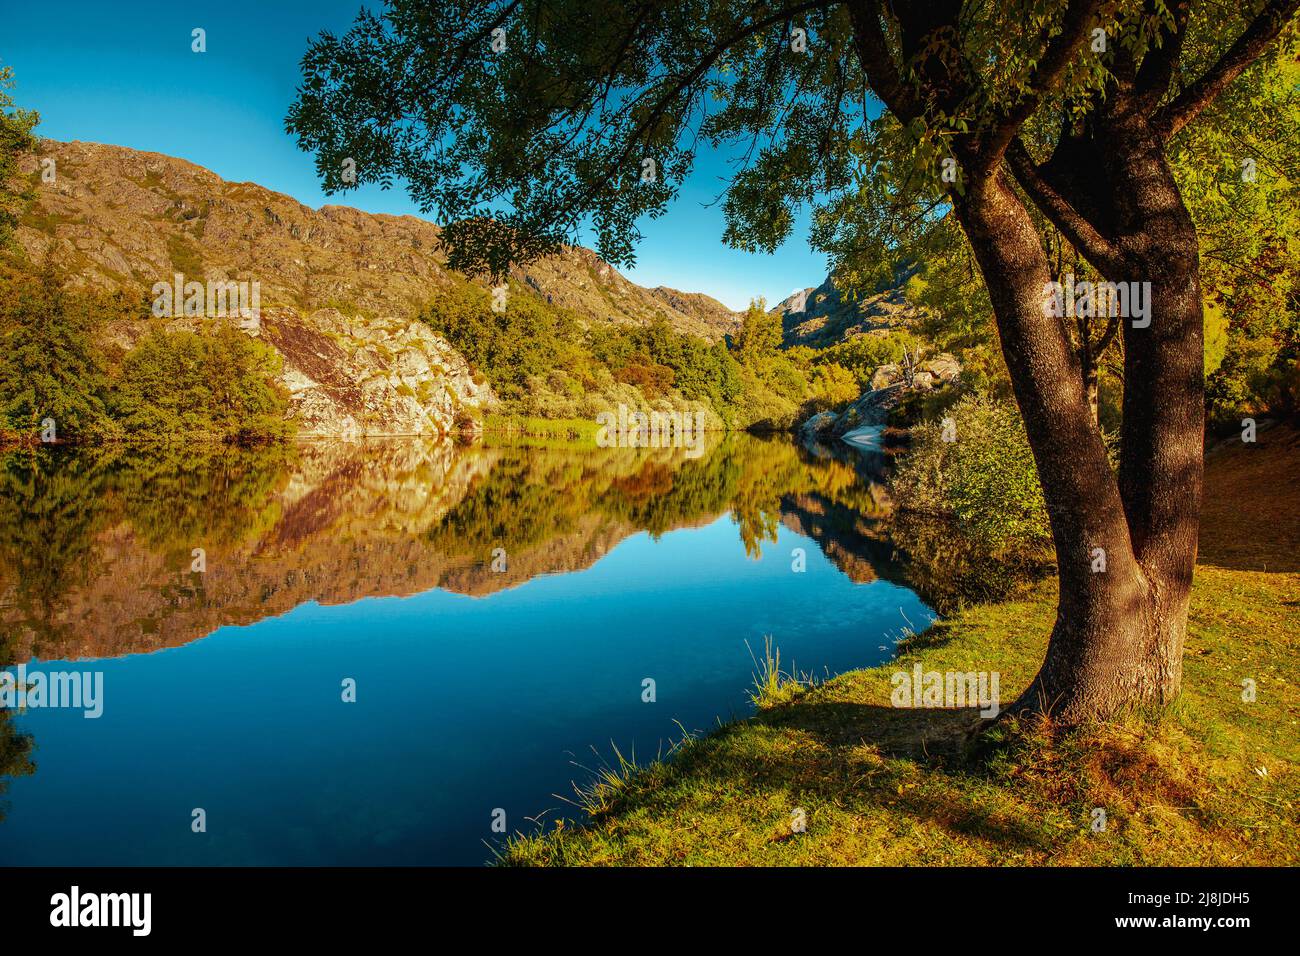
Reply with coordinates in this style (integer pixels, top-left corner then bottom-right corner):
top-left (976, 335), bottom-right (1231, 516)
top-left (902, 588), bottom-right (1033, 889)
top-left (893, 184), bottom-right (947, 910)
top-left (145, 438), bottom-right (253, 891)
top-left (0, 0), bottom-right (829, 310)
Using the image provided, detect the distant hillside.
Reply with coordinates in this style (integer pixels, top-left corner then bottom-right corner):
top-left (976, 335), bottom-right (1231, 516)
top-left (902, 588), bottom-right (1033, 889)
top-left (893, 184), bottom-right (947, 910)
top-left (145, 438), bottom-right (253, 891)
top-left (772, 274), bottom-right (924, 349)
top-left (17, 140), bottom-right (740, 341)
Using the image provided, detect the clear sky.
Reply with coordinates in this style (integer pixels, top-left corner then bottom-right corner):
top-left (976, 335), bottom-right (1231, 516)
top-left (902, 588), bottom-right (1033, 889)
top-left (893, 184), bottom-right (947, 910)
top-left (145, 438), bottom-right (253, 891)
top-left (0, 0), bottom-right (830, 311)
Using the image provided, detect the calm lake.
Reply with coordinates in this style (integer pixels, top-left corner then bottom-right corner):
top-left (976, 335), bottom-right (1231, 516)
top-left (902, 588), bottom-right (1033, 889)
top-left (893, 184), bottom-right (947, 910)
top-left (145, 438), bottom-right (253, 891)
top-left (0, 434), bottom-right (935, 865)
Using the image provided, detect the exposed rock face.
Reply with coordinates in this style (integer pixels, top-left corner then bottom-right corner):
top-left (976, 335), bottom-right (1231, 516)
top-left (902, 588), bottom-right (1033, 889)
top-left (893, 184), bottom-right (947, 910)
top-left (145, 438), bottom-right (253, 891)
top-left (868, 353), bottom-right (961, 392)
top-left (259, 309), bottom-right (494, 437)
top-left (772, 273), bottom-right (928, 348)
top-left (819, 384), bottom-right (909, 435)
top-left (917, 353), bottom-right (962, 384)
top-left (648, 286), bottom-right (742, 337)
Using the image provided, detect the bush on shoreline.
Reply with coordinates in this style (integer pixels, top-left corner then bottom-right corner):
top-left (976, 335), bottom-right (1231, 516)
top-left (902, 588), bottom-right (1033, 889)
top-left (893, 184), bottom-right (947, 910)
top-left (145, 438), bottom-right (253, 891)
top-left (0, 265), bottom-right (293, 447)
top-left (891, 394), bottom-right (1051, 556)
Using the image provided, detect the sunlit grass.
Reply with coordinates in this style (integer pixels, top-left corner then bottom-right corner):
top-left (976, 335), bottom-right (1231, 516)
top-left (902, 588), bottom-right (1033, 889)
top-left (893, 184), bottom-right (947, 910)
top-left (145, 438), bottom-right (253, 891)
top-left (746, 635), bottom-right (814, 709)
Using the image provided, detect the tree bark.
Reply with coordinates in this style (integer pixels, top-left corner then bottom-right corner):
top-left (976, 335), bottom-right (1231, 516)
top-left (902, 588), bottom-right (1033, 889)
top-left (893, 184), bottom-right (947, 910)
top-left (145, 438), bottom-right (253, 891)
top-left (1096, 92), bottom-right (1205, 708)
top-left (951, 174), bottom-right (1171, 722)
top-left (842, 0), bottom-right (1238, 723)
top-left (989, 97), bottom-right (1203, 720)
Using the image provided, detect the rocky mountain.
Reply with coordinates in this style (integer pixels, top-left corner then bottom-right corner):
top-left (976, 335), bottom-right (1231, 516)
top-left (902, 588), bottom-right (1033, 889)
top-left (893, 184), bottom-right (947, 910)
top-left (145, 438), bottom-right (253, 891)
top-left (14, 140), bottom-right (741, 436)
top-left (19, 141), bottom-right (743, 339)
top-left (772, 273), bottom-right (923, 348)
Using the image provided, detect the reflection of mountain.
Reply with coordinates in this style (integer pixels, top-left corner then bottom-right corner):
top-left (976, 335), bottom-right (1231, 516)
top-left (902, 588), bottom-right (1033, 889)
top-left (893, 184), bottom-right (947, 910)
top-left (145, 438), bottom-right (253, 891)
top-left (0, 442), bottom-right (485, 660)
top-left (0, 435), bottom-right (916, 664)
top-left (780, 492), bottom-right (896, 585)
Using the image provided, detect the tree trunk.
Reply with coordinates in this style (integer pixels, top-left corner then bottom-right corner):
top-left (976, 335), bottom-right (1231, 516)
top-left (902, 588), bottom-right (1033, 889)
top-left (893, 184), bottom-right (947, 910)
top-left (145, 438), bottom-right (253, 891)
top-left (1081, 343), bottom-right (1100, 427)
top-left (1094, 93), bottom-right (1206, 709)
top-left (840, 0), bottom-right (1213, 724)
top-left (953, 168), bottom-right (1195, 722)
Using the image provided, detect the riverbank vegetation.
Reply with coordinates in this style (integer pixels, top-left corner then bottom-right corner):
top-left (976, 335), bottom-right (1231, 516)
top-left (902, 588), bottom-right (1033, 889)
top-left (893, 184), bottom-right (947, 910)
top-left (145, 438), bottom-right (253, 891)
top-left (0, 262), bottom-right (293, 446)
top-left (420, 282), bottom-right (861, 433)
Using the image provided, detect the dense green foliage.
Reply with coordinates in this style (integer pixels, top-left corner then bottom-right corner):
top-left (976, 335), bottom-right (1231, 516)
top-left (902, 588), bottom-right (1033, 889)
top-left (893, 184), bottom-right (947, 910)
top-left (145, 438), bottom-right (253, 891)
top-left (892, 395), bottom-right (1052, 557)
top-left (0, 266), bottom-right (292, 446)
top-left (419, 283), bottom-right (859, 431)
top-left (109, 325), bottom-right (292, 443)
top-left (814, 329), bottom-right (925, 389)
top-left (0, 65), bottom-right (38, 250)
top-left (0, 263), bottom-right (120, 441)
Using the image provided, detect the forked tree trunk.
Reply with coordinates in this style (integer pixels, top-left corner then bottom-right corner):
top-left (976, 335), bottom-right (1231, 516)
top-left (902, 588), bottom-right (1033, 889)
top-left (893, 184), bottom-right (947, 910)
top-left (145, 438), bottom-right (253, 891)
top-left (953, 166), bottom-right (1199, 722)
top-left (839, 0), bottom-right (1222, 723)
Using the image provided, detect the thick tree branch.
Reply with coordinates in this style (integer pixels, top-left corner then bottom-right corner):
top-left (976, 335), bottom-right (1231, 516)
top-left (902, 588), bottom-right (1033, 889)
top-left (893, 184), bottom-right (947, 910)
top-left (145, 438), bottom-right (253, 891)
top-left (978, 0), bottom-right (1104, 167)
top-left (844, 0), bottom-right (921, 121)
top-left (1153, 0), bottom-right (1300, 138)
top-left (1007, 138), bottom-right (1126, 274)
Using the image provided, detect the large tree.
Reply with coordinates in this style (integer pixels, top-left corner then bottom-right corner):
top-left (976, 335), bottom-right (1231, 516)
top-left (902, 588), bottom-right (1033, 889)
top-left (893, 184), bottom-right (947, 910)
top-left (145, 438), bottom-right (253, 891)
top-left (287, 0), bottom-right (1299, 722)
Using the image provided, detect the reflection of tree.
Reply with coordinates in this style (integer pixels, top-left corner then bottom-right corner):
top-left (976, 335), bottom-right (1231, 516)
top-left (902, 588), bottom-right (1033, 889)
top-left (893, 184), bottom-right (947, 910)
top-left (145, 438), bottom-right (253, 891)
top-left (427, 452), bottom-right (586, 558)
top-left (0, 448), bottom-right (116, 647)
top-left (0, 633), bottom-right (37, 826)
top-left (0, 445), bottom-right (295, 647)
top-left (888, 509), bottom-right (1051, 615)
top-left (429, 434), bottom-right (862, 563)
top-left (110, 443), bottom-right (295, 551)
top-left (0, 450), bottom-right (116, 824)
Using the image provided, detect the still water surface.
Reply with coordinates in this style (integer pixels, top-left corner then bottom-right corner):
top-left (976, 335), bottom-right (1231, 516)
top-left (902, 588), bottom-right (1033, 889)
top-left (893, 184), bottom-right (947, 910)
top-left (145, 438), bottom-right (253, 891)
top-left (0, 435), bottom-right (932, 864)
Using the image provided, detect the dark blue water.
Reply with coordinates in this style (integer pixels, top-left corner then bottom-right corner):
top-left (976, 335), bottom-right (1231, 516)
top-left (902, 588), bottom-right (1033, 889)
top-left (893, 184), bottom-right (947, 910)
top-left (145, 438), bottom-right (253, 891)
top-left (0, 437), bottom-right (931, 865)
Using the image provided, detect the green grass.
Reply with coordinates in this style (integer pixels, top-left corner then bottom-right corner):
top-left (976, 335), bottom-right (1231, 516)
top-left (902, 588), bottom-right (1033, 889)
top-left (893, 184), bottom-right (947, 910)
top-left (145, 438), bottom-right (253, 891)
top-left (483, 413), bottom-right (601, 445)
top-left (499, 427), bottom-right (1300, 866)
top-left (746, 635), bottom-right (816, 709)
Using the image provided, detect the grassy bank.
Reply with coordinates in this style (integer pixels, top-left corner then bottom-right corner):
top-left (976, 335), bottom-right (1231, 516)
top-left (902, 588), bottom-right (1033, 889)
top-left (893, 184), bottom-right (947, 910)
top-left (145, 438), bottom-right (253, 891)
top-left (501, 425), bottom-right (1300, 866)
top-left (482, 413), bottom-right (601, 444)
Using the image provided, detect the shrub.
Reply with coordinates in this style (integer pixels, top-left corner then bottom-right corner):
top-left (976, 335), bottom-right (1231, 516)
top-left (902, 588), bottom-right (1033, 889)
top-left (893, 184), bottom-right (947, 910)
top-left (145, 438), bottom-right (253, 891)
top-left (0, 264), bottom-right (116, 442)
top-left (806, 362), bottom-right (859, 412)
top-left (893, 394), bottom-right (1051, 555)
top-left (109, 324), bottom-right (292, 443)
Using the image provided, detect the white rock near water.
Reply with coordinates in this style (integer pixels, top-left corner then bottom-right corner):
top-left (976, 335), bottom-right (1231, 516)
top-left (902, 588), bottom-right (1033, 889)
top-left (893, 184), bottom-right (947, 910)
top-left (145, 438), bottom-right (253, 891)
top-left (257, 308), bottom-right (496, 438)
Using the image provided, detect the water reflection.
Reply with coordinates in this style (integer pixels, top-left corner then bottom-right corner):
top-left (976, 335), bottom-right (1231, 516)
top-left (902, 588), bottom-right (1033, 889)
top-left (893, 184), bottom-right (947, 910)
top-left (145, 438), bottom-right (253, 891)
top-left (1, 435), bottom-right (922, 662)
top-left (0, 433), bottom-right (994, 844)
